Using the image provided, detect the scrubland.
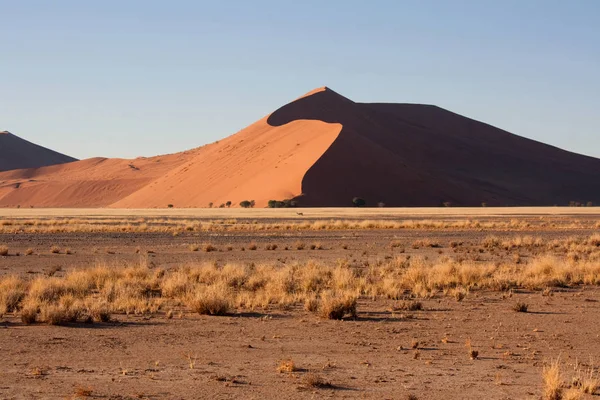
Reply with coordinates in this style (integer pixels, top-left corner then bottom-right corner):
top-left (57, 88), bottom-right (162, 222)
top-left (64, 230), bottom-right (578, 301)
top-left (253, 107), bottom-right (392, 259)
top-left (1, 211), bottom-right (600, 399)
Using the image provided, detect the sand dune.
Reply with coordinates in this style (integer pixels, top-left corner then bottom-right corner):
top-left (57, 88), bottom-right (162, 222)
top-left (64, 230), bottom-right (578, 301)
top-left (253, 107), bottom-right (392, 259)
top-left (0, 131), bottom-right (76, 172)
top-left (1, 87), bottom-right (599, 208)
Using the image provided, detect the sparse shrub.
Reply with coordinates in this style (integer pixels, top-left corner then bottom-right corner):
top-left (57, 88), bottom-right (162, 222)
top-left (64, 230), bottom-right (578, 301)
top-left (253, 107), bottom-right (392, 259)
top-left (265, 244), bottom-right (278, 250)
top-left (513, 302), bottom-right (528, 313)
top-left (267, 199), bottom-right (297, 208)
top-left (318, 292), bottom-right (357, 320)
top-left (0, 246), bottom-right (8, 256)
top-left (25, 248), bottom-right (34, 256)
top-left (240, 200), bottom-right (253, 208)
top-left (188, 286), bottom-right (231, 316)
top-left (397, 300), bottom-right (423, 311)
top-left (295, 241), bottom-right (305, 250)
top-left (248, 243), bottom-right (257, 251)
top-left (189, 244), bottom-right (200, 252)
top-left (352, 197), bottom-right (366, 207)
top-left (304, 295), bottom-right (319, 312)
top-left (50, 246), bottom-right (60, 254)
top-left (226, 201), bottom-right (232, 208)
top-left (543, 359), bottom-right (563, 400)
top-left (303, 373), bottom-right (333, 389)
top-left (310, 243), bottom-right (323, 250)
top-left (21, 302), bottom-right (38, 324)
top-left (277, 359), bottom-right (297, 373)
top-left (167, 204), bottom-right (174, 208)
top-left (203, 243), bottom-right (217, 253)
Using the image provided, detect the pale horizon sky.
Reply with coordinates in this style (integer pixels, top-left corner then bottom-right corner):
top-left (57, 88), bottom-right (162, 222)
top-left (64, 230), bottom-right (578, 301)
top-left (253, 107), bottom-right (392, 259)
top-left (2, 0), bottom-right (599, 160)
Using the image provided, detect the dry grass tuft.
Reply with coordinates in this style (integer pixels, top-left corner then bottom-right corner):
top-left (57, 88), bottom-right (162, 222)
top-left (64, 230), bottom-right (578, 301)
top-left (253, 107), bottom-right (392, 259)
top-left (0, 246), bottom-right (8, 256)
top-left (318, 292), bottom-right (357, 320)
top-left (189, 244), bottom-right (200, 252)
top-left (513, 302), bottom-right (529, 313)
top-left (303, 373), bottom-right (333, 389)
top-left (277, 359), bottom-right (297, 373)
top-left (187, 286), bottom-right (231, 316)
top-left (543, 359), bottom-right (563, 400)
top-left (25, 248), bottom-right (34, 256)
top-left (396, 300), bottom-right (423, 311)
top-left (203, 243), bottom-right (217, 253)
top-left (50, 246), bottom-right (60, 254)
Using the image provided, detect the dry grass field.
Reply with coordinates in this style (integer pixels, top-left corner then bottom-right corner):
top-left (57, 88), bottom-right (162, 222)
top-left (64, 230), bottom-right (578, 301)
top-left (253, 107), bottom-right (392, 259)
top-left (1, 208), bottom-right (600, 399)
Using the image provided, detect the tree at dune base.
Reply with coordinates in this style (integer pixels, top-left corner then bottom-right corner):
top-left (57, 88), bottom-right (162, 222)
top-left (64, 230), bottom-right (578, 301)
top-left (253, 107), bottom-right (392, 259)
top-left (352, 197), bottom-right (366, 207)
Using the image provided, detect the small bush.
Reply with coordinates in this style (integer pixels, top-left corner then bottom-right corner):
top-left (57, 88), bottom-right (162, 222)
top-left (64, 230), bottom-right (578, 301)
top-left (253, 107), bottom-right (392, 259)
top-left (189, 244), bottom-right (200, 252)
top-left (352, 197), bottom-right (366, 207)
top-left (277, 359), bottom-right (297, 373)
top-left (318, 292), bottom-right (357, 320)
top-left (188, 286), bottom-right (231, 316)
top-left (304, 373), bottom-right (333, 389)
top-left (50, 246), bottom-right (60, 254)
top-left (203, 243), bottom-right (217, 253)
top-left (513, 302), bottom-right (528, 313)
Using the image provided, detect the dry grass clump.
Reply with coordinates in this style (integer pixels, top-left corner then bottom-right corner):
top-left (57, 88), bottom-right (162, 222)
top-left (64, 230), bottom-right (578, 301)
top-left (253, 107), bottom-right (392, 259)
top-left (411, 239), bottom-right (440, 249)
top-left (203, 243), bottom-right (217, 253)
top-left (303, 373), bottom-right (333, 389)
top-left (25, 248), bottom-right (34, 256)
top-left (277, 359), bottom-right (297, 373)
top-left (248, 243), bottom-right (258, 251)
top-left (396, 300), bottom-right (423, 311)
top-left (318, 292), bottom-right (357, 320)
top-left (543, 359), bottom-right (563, 400)
top-left (513, 302), bottom-right (529, 312)
top-left (189, 244), bottom-right (200, 252)
top-left (50, 245), bottom-right (60, 254)
top-left (0, 276), bottom-right (26, 316)
top-left (295, 241), bottom-right (306, 250)
top-left (187, 285), bottom-right (231, 316)
top-left (265, 243), bottom-right (278, 251)
top-left (0, 245), bottom-right (8, 256)
top-left (309, 243), bottom-right (323, 250)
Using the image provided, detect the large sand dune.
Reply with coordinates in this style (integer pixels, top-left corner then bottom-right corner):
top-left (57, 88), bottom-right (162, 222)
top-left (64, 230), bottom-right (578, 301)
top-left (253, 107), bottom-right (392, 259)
top-left (0, 131), bottom-right (76, 172)
top-left (1, 87), bottom-right (599, 208)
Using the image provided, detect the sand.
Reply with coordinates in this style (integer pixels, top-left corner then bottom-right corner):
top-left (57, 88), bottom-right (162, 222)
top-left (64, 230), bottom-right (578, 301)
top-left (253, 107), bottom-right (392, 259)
top-left (1, 87), bottom-right (600, 208)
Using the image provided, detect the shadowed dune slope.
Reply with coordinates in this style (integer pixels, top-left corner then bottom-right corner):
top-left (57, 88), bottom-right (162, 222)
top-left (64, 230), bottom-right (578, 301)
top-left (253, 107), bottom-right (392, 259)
top-left (1, 87), bottom-right (599, 208)
top-left (267, 88), bottom-right (600, 206)
top-left (0, 131), bottom-right (77, 171)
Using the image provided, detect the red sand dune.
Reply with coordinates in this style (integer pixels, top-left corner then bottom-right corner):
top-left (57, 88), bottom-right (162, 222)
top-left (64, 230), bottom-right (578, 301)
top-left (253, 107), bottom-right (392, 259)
top-left (1, 87), bottom-right (599, 208)
top-left (0, 131), bottom-right (76, 172)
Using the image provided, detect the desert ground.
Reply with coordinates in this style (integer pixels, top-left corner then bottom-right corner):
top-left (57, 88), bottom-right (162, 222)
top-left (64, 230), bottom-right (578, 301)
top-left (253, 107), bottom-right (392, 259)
top-left (1, 207), bottom-right (600, 399)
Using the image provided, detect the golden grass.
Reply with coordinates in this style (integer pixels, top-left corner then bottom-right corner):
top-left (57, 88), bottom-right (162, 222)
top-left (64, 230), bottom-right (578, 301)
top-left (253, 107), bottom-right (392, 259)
top-left (0, 214), bottom-right (593, 235)
top-left (0, 245), bottom-right (8, 256)
top-left (2, 245), bottom-right (600, 323)
top-left (277, 359), bottom-right (297, 373)
top-left (543, 359), bottom-right (563, 400)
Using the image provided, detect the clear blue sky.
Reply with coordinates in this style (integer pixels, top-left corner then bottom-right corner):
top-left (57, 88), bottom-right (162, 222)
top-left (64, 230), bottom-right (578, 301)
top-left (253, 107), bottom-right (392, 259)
top-left (2, 0), bottom-right (599, 159)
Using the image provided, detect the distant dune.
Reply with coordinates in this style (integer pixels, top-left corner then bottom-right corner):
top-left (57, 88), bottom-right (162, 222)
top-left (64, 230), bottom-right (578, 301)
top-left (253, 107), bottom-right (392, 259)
top-left (1, 88), bottom-right (599, 208)
top-left (0, 131), bottom-right (76, 172)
